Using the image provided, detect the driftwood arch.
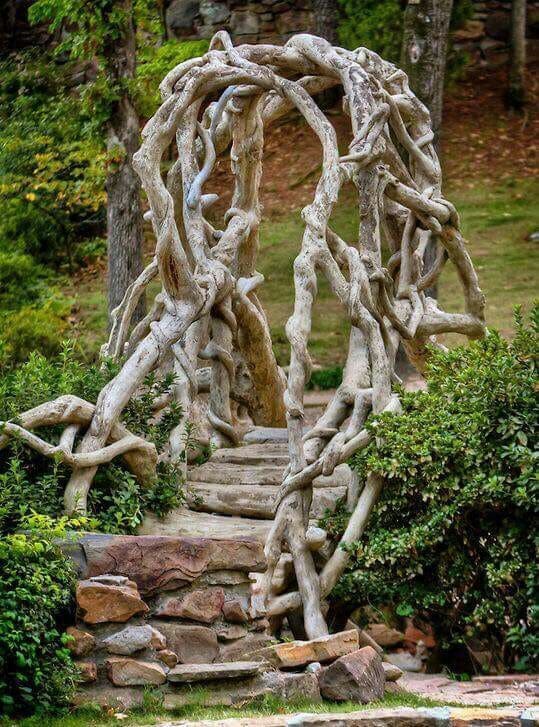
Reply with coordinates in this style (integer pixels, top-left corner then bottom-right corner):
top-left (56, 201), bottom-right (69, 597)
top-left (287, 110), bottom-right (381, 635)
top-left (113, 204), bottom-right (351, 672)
top-left (0, 33), bottom-right (485, 638)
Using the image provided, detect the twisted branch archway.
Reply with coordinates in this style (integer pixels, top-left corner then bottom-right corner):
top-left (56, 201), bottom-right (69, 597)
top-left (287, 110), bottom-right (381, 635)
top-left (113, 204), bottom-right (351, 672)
top-left (0, 33), bottom-right (485, 639)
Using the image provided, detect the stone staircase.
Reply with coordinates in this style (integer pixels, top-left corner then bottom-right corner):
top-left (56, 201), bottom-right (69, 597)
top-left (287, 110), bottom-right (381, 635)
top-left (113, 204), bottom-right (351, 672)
top-left (140, 429), bottom-right (350, 542)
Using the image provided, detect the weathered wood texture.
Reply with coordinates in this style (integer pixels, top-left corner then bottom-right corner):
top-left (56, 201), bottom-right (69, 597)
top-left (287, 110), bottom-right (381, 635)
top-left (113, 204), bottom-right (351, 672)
top-left (1, 33), bottom-right (485, 638)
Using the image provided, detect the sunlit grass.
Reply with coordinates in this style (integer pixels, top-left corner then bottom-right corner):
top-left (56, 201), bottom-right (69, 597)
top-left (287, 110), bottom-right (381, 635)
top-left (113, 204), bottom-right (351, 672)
top-left (70, 177), bottom-right (539, 367)
top-left (2, 690), bottom-right (450, 726)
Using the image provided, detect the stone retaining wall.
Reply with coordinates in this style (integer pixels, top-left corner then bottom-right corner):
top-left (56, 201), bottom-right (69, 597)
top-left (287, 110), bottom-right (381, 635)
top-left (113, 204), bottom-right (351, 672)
top-left (165, 0), bottom-right (539, 65)
top-left (62, 533), bottom-right (281, 706)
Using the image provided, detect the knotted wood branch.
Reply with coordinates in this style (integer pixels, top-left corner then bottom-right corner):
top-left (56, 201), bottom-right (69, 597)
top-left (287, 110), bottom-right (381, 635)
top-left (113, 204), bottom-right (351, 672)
top-left (3, 34), bottom-right (485, 639)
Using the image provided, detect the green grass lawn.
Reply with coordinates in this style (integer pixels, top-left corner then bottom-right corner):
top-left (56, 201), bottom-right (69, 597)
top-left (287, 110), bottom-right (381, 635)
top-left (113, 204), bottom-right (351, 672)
top-left (71, 177), bottom-right (538, 367)
top-left (0, 691), bottom-right (452, 727)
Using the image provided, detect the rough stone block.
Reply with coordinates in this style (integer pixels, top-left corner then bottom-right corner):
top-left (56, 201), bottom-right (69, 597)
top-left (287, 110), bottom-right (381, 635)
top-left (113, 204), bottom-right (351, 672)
top-left (102, 625), bottom-right (166, 655)
top-left (106, 657), bottom-right (166, 686)
top-left (66, 626), bottom-right (95, 657)
top-left (222, 597), bottom-right (249, 623)
top-left (318, 646), bottom-right (385, 703)
top-left (252, 629), bottom-right (359, 668)
top-left (364, 623), bottom-right (404, 648)
top-left (155, 587), bottom-right (225, 623)
top-left (76, 579), bottom-right (148, 624)
top-left (149, 621), bottom-right (219, 664)
top-left (82, 534), bottom-right (265, 594)
top-left (167, 661), bottom-right (262, 683)
top-left (75, 661), bottom-right (97, 683)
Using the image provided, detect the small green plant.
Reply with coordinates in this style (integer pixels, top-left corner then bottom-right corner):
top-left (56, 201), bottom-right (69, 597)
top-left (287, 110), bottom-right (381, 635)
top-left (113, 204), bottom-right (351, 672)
top-left (0, 516), bottom-right (81, 716)
top-left (0, 343), bottom-right (186, 536)
top-left (327, 306), bottom-right (538, 672)
top-left (307, 365), bottom-right (343, 391)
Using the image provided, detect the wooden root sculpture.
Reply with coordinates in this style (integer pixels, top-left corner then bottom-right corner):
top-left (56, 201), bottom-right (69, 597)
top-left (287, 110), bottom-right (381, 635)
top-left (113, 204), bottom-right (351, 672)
top-left (0, 33), bottom-right (485, 638)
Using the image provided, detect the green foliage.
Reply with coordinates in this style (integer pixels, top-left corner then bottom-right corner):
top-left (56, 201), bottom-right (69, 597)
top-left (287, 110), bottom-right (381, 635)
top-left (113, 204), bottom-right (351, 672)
top-left (307, 366), bottom-right (343, 391)
top-left (0, 516), bottom-right (79, 716)
top-left (136, 39), bottom-right (210, 117)
top-left (0, 344), bottom-right (185, 536)
top-left (338, 0), bottom-right (403, 63)
top-left (329, 307), bottom-right (538, 671)
top-left (0, 52), bottom-right (106, 268)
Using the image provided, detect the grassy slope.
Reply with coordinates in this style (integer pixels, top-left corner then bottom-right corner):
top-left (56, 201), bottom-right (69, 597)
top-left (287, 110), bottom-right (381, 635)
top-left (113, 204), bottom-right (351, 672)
top-left (2, 692), bottom-right (453, 727)
top-left (255, 176), bottom-right (539, 366)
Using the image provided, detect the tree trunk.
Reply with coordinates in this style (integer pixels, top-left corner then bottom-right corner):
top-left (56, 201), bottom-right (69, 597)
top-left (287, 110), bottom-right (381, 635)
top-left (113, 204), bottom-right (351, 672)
top-left (401, 0), bottom-right (453, 299)
top-left (507, 0), bottom-right (527, 109)
top-left (104, 0), bottom-right (145, 325)
top-left (312, 0), bottom-right (338, 45)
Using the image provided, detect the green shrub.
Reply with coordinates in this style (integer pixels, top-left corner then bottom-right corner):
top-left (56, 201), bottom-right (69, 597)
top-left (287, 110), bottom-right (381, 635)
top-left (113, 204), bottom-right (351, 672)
top-left (0, 344), bottom-right (186, 535)
top-left (0, 296), bottom-right (72, 369)
top-left (338, 0), bottom-right (403, 62)
top-left (0, 52), bottom-right (106, 270)
top-left (328, 307), bottom-right (538, 672)
top-left (0, 516), bottom-right (79, 716)
top-left (307, 366), bottom-right (343, 391)
top-left (136, 40), bottom-right (210, 117)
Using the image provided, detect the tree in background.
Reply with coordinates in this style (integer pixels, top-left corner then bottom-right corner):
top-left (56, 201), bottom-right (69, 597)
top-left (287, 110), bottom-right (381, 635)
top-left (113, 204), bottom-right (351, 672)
top-left (401, 0), bottom-right (454, 150)
top-left (30, 0), bottom-right (145, 325)
top-left (400, 0), bottom-right (454, 299)
top-left (507, 0), bottom-right (527, 110)
top-left (313, 0), bottom-right (338, 45)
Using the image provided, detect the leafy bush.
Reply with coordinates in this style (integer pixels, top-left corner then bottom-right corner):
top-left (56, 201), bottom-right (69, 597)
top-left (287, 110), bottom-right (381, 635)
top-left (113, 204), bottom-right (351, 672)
top-left (0, 344), bottom-right (186, 536)
top-left (136, 39), bottom-right (210, 117)
top-left (0, 516), bottom-right (79, 716)
top-left (338, 0), bottom-right (404, 63)
top-left (307, 366), bottom-right (343, 391)
top-left (328, 307), bottom-right (538, 672)
top-left (0, 52), bottom-right (106, 269)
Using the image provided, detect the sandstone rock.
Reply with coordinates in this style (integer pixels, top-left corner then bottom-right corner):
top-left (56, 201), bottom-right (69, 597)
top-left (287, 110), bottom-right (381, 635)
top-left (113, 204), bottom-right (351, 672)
top-left (102, 625), bottom-right (166, 655)
top-left (72, 685), bottom-right (143, 710)
top-left (220, 632), bottom-right (275, 662)
top-left (364, 623), bottom-right (404, 648)
top-left (222, 598), bottom-right (249, 623)
top-left (150, 622), bottom-right (219, 664)
top-left (318, 646), bottom-right (385, 703)
top-left (157, 649), bottom-right (178, 668)
top-left (76, 579), bottom-right (148, 624)
top-left (252, 629), bottom-right (359, 668)
top-left (75, 661), bottom-right (97, 683)
top-left (167, 661), bottom-right (262, 683)
top-left (106, 658), bottom-right (166, 686)
top-left (404, 620), bottom-right (436, 649)
top-left (66, 626), bottom-right (95, 657)
top-left (262, 670), bottom-right (321, 702)
top-left (216, 624), bottom-right (247, 641)
top-left (276, 9), bottom-right (312, 34)
top-left (83, 534), bottom-right (265, 594)
top-left (383, 661), bottom-right (404, 682)
top-left (155, 587), bottom-right (224, 623)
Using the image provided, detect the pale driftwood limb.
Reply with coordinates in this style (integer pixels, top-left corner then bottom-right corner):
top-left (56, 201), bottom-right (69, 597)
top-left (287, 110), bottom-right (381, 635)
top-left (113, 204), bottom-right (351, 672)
top-left (4, 33), bottom-right (486, 638)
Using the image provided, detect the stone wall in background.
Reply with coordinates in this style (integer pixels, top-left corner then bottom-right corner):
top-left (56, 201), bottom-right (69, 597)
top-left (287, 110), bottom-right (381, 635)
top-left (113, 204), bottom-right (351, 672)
top-left (165, 0), bottom-right (539, 67)
top-left (166, 0), bottom-right (314, 45)
top-left (453, 0), bottom-right (539, 66)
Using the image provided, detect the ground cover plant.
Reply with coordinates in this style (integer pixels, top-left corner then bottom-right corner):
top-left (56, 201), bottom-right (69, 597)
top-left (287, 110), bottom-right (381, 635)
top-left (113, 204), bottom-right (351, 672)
top-left (322, 306), bottom-right (538, 672)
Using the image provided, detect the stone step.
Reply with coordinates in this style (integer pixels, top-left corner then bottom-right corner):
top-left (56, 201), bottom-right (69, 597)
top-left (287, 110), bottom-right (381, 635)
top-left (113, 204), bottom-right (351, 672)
top-left (210, 443), bottom-right (289, 466)
top-left (189, 461), bottom-right (352, 489)
top-left (139, 508), bottom-right (274, 541)
top-left (186, 481), bottom-right (346, 520)
top-left (167, 661), bottom-right (262, 683)
top-left (189, 463), bottom-right (285, 486)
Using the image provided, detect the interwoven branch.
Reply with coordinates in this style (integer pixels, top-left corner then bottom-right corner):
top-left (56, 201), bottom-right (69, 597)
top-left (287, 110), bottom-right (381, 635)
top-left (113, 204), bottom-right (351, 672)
top-left (1, 33), bottom-right (485, 638)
